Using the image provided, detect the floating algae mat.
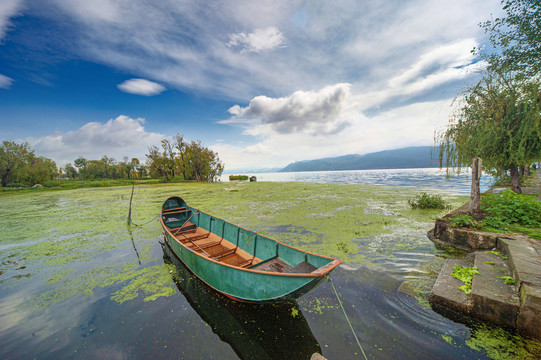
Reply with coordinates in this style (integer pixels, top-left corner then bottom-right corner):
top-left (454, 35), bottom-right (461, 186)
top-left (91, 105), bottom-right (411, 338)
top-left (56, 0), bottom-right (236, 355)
top-left (1, 182), bottom-right (540, 359)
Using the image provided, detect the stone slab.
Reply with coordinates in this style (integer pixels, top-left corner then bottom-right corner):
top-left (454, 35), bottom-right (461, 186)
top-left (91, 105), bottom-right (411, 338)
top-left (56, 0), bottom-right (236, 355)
top-left (429, 257), bottom-right (473, 314)
top-left (430, 221), bottom-right (498, 250)
top-left (471, 251), bottom-right (520, 328)
top-left (498, 237), bottom-right (541, 286)
top-left (517, 283), bottom-right (541, 340)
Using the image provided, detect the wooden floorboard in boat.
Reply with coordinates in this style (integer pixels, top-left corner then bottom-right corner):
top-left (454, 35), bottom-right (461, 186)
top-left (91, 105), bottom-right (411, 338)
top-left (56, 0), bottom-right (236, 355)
top-left (172, 225), bottom-right (262, 267)
top-left (284, 261), bottom-right (317, 274)
top-left (250, 257), bottom-right (291, 272)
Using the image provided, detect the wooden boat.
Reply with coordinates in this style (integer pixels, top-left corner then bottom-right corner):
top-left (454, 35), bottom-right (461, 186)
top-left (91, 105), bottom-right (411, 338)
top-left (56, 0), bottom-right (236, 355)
top-left (160, 196), bottom-right (342, 302)
top-left (161, 242), bottom-right (321, 359)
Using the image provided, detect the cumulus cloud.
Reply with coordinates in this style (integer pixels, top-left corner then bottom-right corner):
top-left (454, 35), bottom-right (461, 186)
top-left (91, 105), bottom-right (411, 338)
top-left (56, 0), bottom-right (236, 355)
top-left (227, 27), bottom-right (285, 53)
top-left (30, 115), bottom-right (163, 165)
top-left (117, 78), bottom-right (166, 96)
top-left (0, 74), bottom-right (13, 89)
top-left (0, 0), bottom-right (21, 40)
top-left (225, 83), bottom-right (352, 134)
top-left (217, 83), bottom-right (453, 170)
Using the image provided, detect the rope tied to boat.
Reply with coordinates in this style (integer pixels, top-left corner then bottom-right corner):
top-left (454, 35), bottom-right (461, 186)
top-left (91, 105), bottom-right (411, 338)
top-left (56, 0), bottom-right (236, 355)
top-left (329, 275), bottom-right (369, 360)
top-left (129, 214), bottom-right (159, 227)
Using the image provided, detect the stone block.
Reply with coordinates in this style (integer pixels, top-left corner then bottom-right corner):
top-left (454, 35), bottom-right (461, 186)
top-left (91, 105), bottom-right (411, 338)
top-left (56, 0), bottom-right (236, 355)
top-left (429, 258), bottom-right (473, 314)
top-left (470, 252), bottom-right (519, 328)
top-left (517, 284), bottom-right (541, 341)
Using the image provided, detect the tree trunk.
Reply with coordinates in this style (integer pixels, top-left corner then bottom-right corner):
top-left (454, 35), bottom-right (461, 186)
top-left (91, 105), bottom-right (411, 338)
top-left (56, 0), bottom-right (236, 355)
top-left (469, 157), bottom-right (482, 214)
top-left (509, 165), bottom-right (521, 193)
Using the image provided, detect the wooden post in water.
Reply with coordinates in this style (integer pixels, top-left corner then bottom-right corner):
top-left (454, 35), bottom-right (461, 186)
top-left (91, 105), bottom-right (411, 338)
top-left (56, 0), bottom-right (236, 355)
top-left (469, 157), bottom-right (482, 215)
top-left (127, 184), bottom-right (135, 225)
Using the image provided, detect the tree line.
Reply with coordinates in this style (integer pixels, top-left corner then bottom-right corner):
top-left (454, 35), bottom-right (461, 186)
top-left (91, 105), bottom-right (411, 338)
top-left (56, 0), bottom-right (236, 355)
top-left (0, 141), bottom-right (58, 187)
top-left (0, 133), bottom-right (224, 187)
top-left (145, 133), bottom-right (224, 182)
top-left (436, 0), bottom-right (541, 192)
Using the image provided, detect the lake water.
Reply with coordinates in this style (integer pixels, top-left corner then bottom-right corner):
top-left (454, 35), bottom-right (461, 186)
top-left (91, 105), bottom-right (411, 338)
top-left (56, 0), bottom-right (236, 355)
top-left (1, 180), bottom-right (538, 360)
top-left (221, 168), bottom-right (494, 195)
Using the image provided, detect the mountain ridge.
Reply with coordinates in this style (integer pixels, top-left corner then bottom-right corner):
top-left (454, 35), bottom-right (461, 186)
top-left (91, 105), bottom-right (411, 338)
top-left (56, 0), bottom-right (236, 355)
top-left (280, 146), bottom-right (438, 172)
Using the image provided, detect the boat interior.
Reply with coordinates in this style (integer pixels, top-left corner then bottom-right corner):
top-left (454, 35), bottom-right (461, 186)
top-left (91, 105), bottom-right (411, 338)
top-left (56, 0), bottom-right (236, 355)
top-left (162, 205), bottom-right (318, 274)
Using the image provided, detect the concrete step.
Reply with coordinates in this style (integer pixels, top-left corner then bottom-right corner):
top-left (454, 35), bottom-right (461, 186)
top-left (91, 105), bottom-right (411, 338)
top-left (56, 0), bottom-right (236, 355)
top-left (429, 257), bottom-right (474, 315)
top-left (498, 236), bottom-right (541, 285)
top-left (470, 251), bottom-right (520, 328)
top-left (498, 236), bottom-right (541, 340)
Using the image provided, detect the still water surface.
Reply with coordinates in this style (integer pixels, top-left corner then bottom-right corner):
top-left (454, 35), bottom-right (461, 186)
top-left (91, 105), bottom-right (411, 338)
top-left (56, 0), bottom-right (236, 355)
top-left (1, 172), bottom-right (538, 360)
top-left (222, 168), bottom-right (494, 194)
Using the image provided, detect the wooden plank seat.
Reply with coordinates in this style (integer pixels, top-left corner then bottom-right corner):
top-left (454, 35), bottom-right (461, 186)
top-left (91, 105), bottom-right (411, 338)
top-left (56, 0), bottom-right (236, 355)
top-left (163, 206), bottom-right (188, 214)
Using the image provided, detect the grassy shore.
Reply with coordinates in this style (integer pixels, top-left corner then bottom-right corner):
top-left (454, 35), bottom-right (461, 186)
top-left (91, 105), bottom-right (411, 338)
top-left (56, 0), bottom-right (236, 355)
top-left (0, 178), bottom-right (165, 195)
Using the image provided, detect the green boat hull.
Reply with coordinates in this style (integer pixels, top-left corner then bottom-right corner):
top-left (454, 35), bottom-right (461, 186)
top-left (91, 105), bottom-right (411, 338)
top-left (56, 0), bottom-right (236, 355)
top-left (161, 196), bottom-right (341, 302)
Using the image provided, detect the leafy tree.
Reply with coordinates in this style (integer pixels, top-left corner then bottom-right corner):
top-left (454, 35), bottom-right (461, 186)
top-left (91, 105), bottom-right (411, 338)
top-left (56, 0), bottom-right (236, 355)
top-left (74, 156), bottom-right (87, 170)
top-left (146, 135), bottom-right (224, 182)
top-left (129, 158), bottom-right (140, 178)
top-left (0, 141), bottom-right (58, 186)
top-left (436, 71), bottom-right (541, 192)
top-left (173, 133), bottom-right (188, 180)
top-left (64, 163), bottom-right (78, 179)
top-left (438, 1), bottom-right (541, 192)
top-left (24, 157), bottom-right (58, 185)
top-left (477, 0), bottom-right (541, 79)
top-left (185, 140), bottom-right (224, 181)
top-left (0, 141), bottom-right (33, 187)
top-left (146, 145), bottom-right (171, 182)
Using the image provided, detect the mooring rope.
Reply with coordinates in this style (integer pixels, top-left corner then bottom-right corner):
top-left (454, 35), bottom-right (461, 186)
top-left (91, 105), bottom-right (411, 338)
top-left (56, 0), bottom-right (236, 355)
top-left (329, 276), bottom-right (369, 360)
top-left (129, 214), bottom-right (159, 227)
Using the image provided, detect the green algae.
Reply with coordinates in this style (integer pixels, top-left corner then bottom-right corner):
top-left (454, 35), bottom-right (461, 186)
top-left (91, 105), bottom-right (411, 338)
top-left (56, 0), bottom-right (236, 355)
top-left (441, 334), bottom-right (455, 345)
top-left (0, 182), bottom-right (467, 309)
top-left (466, 324), bottom-right (541, 359)
top-left (29, 262), bottom-right (179, 309)
top-left (497, 276), bottom-right (515, 285)
top-left (452, 265), bottom-right (481, 295)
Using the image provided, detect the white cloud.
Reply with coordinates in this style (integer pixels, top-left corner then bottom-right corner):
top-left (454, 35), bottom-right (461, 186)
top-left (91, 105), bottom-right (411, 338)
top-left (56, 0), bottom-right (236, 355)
top-left (225, 83), bottom-right (351, 134)
top-left (29, 115), bottom-right (163, 166)
top-left (0, 74), bottom-right (13, 89)
top-left (31, 0), bottom-right (501, 102)
top-left (117, 78), bottom-right (166, 96)
top-left (227, 27), bottom-right (285, 53)
top-left (0, 0), bottom-right (22, 40)
top-left (217, 83), bottom-right (453, 170)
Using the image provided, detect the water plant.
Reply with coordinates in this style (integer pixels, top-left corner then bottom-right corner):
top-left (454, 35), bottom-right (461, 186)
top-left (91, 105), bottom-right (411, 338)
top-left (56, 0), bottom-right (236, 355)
top-left (498, 276), bottom-right (516, 285)
top-left (408, 193), bottom-right (450, 210)
top-left (451, 264), bottom-right (480, 295)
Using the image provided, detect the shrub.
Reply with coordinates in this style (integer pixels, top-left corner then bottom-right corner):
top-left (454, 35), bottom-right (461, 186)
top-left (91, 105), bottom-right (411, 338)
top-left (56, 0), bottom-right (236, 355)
top-left (448, 214), bottom-right (481, 229)
top-left (408, 193), bottom-right (450, 209)
top-left (229, 175), bottom-right (249, 181)
top-left (482, 190), bottom-right (541, 226)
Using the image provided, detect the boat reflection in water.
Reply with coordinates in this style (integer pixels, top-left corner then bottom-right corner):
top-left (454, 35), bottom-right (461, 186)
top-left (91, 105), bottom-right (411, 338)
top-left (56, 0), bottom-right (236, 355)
top-left (161, 242), bottom-right (322, 360)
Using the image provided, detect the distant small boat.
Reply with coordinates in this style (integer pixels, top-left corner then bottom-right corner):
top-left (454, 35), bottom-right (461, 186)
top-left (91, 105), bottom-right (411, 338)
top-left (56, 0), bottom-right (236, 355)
top-left (160, 196), bottom-right (342, 302)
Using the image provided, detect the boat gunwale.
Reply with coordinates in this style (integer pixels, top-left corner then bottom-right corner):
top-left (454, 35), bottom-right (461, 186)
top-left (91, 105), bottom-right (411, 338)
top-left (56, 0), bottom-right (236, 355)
top-left (160, 198), bottom-right (342, 278)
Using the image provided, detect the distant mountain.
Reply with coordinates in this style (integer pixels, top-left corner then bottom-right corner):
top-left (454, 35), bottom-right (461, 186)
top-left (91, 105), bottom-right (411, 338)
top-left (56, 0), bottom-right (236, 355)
top-left (280, 146), bottom-right (438, 172)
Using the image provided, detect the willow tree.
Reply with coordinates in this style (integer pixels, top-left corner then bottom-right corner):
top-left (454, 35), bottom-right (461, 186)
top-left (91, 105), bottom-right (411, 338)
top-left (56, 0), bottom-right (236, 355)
top-left (436, 72), bottom-right (541, 192)
top-left (478, 0), bottom-right (541, 79)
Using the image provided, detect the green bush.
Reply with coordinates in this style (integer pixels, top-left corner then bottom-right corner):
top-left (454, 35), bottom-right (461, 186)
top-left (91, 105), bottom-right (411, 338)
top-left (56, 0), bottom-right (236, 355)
top-left (482, 190), bottom-right (541, 226)
top-left (408, 193), bottom-right (450, 209)
top-left (448, 213), bottom-right (481, 229)
top-left (229, 175), bottom-right (249, 181)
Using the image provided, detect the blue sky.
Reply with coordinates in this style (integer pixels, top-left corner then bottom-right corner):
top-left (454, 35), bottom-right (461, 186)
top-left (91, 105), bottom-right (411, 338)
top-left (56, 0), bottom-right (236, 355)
top-left (0, 0), bottom-right (502, 171)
